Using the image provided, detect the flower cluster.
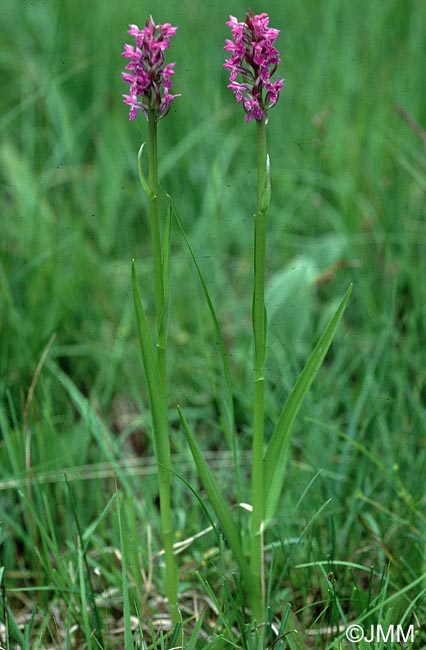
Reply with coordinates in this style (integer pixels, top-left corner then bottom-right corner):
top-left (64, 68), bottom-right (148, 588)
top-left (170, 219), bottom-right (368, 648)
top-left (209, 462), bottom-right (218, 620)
top-left (121, 17), bottom-right (180, 121)
top-left (224, 11), bottom-right (284, 122)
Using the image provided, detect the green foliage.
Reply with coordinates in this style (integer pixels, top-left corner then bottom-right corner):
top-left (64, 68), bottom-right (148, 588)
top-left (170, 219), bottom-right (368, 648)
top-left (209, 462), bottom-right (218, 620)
top-left (264, 284), bottom-right (352, 524)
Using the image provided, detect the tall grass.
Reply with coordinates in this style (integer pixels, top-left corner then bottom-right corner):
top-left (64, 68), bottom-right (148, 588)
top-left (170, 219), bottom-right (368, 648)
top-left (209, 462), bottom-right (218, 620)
top-left (1, 0), bottom-right (425, 647)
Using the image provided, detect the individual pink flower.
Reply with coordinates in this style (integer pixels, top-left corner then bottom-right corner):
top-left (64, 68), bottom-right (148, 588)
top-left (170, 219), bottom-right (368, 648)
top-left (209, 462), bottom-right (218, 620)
top-left (224, 11), bottom-right (284, 122)
top-left (121, 17), bottom-right (180, 121)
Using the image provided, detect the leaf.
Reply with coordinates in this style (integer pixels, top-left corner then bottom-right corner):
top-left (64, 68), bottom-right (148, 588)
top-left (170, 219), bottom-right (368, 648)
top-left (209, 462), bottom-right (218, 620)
top-left (137, 142), bottom-right (153, 198)
top-left (169, 195), bottom-right (236, 451)
top-left (66, 477), bottom-right (103, 645)
top-left (132, 262), bottom-right (178, 624)
top-left (178, 406), bottom-right (257, 598)
top-left (264, 284), bottom-right (352, 524)
top-left (162, 199), bottom-right (172, 297)
top-left (158, 200), bottom-right (172, 343)
top-left (131, 261), bottom-right (170, 471)
top-left (82, 492), bottom-right (117, 548)
top-left (259, 153), bottom-right (271, 214)
top-left (251, 288), bottom-right (268, 367)
top-left (116, 484), bottom-right (135, 650)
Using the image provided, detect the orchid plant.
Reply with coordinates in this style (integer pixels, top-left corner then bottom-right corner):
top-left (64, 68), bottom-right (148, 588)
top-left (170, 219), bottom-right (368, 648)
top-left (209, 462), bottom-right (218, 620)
top-left (226, 11), bottom-right (285, 618)
top-left (124, 11), bottom-right (351, 633)
top-left (122, 17), bottom-right (180, 625)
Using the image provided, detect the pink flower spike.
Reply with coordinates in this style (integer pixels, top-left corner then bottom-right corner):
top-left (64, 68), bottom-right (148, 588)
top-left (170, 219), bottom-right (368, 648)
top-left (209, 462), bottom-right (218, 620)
top-left (224, 10), bottom-right (284, 123)
top-left (121, 17), bottom-right (179, 121)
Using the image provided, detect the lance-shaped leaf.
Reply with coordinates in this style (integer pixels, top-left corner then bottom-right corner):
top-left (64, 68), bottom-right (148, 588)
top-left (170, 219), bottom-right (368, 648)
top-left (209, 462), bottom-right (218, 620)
top-left (137, 143), bottom-right (154, 199)
top-left (162, 199), bottom-right (172, 296)
top-left (264, 284), bottom-right (352, 524)
top-left (178, 406), bottom-right (259, 602)
top-left (259, 153), bottom-right (271, 215)
top-left (157, 200), bottom-right (172, 346)
top-left (170, 195), bottom-right (236, 451)
top-left (131, 261), bottom-right (171, 471)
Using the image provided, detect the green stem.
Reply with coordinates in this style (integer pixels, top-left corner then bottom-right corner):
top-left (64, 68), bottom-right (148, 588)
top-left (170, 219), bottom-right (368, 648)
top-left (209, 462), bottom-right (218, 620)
top-left (250, 115), bottom-right (268, 623)
top-left (147, 109), bottom-right (178, 624)
top-left (148, 110), bottom-right (167, 387)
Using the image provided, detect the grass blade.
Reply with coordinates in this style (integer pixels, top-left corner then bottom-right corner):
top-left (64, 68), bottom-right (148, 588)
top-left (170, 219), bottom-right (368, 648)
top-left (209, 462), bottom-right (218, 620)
top-left (77, 536), bottom-right (93, 649)
top-left (178, 406), bottom-right (259, 609)
top-left (170, 195), bottom-right (237, 455)
top-left (264, 284), bottom-right (352, 524)
top-left (66, 478), bottom-right (103, 647)
top-left (0, 567), bottom-right (26, 647)
top-left (116, 483), bottom-right (135, 650)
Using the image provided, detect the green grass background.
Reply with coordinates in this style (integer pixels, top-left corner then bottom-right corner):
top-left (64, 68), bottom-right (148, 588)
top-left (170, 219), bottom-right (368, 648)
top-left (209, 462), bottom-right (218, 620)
top-left (1, 0), bottom-right (426, 647)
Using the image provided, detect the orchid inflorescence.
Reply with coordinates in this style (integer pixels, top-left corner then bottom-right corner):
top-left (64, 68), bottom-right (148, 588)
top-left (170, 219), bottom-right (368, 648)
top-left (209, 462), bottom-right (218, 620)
top-left (121, 12), bottom-right (284, 124)
top-left (121, 17), bottom-right (180, 121)
top-left (224, 11), bottom-right (284, 122)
